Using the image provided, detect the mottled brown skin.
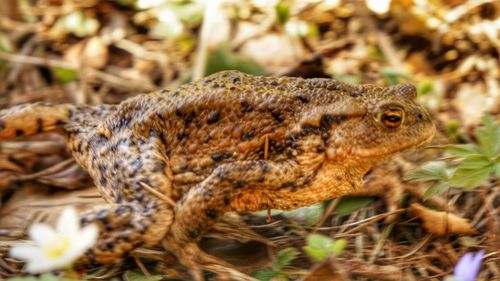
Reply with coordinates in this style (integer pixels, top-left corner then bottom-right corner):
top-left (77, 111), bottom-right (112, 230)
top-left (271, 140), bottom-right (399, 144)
top-left (0, 71), bottom-right (435, 280)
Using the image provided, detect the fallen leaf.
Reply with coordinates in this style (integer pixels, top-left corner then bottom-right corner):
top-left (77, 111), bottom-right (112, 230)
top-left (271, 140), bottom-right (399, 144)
top-left (410, 203), bottom-right (479, 236)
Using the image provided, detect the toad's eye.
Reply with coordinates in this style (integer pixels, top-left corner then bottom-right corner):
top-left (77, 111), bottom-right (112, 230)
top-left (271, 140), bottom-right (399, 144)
top-left (381, 109), bottom-right (403, 129)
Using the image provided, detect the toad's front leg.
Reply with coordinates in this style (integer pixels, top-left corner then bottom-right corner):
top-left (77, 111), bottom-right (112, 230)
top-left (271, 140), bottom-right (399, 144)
top-left (164, 159), bottom-right (316, 281)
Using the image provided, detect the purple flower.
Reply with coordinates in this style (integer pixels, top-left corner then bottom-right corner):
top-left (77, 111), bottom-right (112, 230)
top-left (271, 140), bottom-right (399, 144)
top-left (454, 250), bottom-right (485, 281)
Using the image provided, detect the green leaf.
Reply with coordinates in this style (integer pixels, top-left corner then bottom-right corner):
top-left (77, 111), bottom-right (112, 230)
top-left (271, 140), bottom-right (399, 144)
top-left (406, 161), bottom-right (451, 182)
top-left (334, 196), bottom-right (373, 216)
top-left (39, 273), bottom-right (61, 281)
top-left (495, 163), bottom-right (500, 178)
top-left (205, 44), bottom-right (266, 76)
top-left (276, 2), bottom-right (290, 25)
top-left (381, 67), bottom-right (411, 85)
top-left (303, 234), bottom-right (346, 261)
top-left (449, 164), bottom-right (493, 189)
top-left (443, 144), bottom-right (481, 158)
top-left (330, 239), bottom-right (347, 257)
top-left (283, 203), bottom-right (324, 226)
top-left (274, 248), bottom-right (299, 269)
top-left (6, 277), bottom-right (41, 281)
top-left (424, 182), bottom-right (449, 199)
top-left (116, 0), bottom-right (135, 7)
top-left (252, 269), bottom-right (280, 281)
top-left (417, 80), bottom-right (435, 96)
top-left (53, 67), bottom-right (78, 84)
top-left (455, 154), bottom-right (491, 169)
top-left (475, 114), bottom-right (500, 157)
top-left (123, 271), bottom-right (164, 281)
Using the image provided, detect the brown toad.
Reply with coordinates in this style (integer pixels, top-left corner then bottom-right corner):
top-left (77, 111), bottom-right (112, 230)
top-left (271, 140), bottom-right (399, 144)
top-left (0, 71), bottom-right (435, 280)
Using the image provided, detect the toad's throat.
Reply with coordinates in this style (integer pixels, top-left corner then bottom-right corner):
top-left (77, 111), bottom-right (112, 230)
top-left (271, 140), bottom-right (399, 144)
top-left (351, 127), bottom-right (435, 158)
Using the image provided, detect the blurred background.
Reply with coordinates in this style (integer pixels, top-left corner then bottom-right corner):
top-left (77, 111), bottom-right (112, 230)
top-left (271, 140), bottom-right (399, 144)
top-left (0, 0), bottom-right (498, 280)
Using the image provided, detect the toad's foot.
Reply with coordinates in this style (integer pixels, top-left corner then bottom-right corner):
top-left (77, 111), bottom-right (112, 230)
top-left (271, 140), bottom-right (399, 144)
top-left (78, 202), bottom-right (172, 264)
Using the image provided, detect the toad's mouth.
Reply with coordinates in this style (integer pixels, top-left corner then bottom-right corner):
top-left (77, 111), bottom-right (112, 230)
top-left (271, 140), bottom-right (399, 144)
top-left (351, 125), bottom-right (436, 158)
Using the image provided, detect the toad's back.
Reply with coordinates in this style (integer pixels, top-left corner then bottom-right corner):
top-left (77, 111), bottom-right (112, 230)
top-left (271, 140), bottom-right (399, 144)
top-left (100, 71), bottom-right (365, 198)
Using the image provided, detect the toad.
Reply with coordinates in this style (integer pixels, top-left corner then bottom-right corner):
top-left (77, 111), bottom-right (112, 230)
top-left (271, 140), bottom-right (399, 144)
top-left (0, 71), bottom-right (435, 280)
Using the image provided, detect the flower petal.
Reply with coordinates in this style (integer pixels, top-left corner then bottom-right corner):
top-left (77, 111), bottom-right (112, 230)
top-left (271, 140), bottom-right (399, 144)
top-left (71, 224), bottom-right (99, 256)
top-left (29, 224), bottom-right (56, 245)
top-left (57, 207), bottom-right (80, 237)
top-left (454, 251), bottom-right (485, 281)
top-left (26, 257), bottom-right (67, 274)
top-left (9, 244), bottom-right (42, 260)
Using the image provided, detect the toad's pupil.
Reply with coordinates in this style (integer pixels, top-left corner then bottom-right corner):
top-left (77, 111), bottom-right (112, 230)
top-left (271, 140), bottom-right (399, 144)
top-left (386, 115), bottom-right (401, 122)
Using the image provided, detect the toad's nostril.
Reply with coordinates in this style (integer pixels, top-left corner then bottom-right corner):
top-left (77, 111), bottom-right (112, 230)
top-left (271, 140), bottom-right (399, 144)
top-left (417, 113), bottom-right (424, 120)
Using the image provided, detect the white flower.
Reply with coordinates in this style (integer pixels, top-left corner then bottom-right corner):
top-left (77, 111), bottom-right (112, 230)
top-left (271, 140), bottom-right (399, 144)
top-left (9, 207), bottom-right (98, 273)
top-left (366, 0), bottom-right (392, 15)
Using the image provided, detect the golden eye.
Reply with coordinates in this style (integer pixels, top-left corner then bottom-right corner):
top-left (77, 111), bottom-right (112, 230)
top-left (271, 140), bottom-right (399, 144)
top-left (381, 109), bottom-right (403, 129)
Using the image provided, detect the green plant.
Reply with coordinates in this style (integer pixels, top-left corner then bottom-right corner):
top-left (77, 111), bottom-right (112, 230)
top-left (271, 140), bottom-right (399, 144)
top-left (303, 234), bottom-right (346, 261)
top-left (407, 114), bottom-right (499, 197)
top-left (253, 248), bottom-right (299, 281)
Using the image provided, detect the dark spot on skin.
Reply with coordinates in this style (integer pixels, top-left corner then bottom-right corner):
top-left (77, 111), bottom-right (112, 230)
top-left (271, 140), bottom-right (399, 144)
top-left (130, 158), bottom-right (143, 176)
top-left (0, 120), bottom-right (4, 131)
top-left (232, 77), bottom-right (240, 84)
top-left (224, 196), bottom-right (231, 205)
top-left (240, 101), bottom-right (253, 113)
top-left (204, 190), bottom-right (213, 201)
top-left (336, 175), bottom-right (342, 181)
top-left (297, 94), bottom-right (309, 103)
top-left (418, 113), bottom-right (424, 120)
top-left (15, 129), bottom-right (24, 137)
top-left (270, 109), bottom-right (284, 122)
top-left (160, 89), bottom-right (168, 94)
top-left (177, 132), bottom-right (186, 140)
top-left (280, 181), bottom-right (295, 189)
top-left (316, 145), bottom-right (325, 153)
top-left (233, 180), bottom-right (246, 189)
top-left (301, 124), bottom-right (320, 136)
top-left (114, 117), bottom-right (131, 130)
top-left (188, 229), bottom-right (199, 239)
top-left (102, 241), bottom-right (113, 251)
top-left (203, 135), bottom-right (211, 143)
top-left (211, 152), bottom-right (232, 162)
top-left (242, 131), bottom-right (255, 141)
top-left (36, 118), bottom-right (44, 133)
top-left (98, 164), bottom-right (107, 174)
top-left (302, 176), bottom-right (311, 186)
top-left (75, 141), bottom-right (83, 153)
top-left (100, 177), bottom-right (108, 187)
top-left (207, 111), bottom-right (220, 124)
top-left (55, 119), bottom-right (65, 126)
top-left (134, 192), bottom-right (145, 202)
top-left (258, 162), bottom-right (270, 173)
top-left (184, 111), bottom-right (195, 124)
top-left (285, 134), bottom-right (298, 147)
top-left (321, 132), bottom-right (329, 142)
top-left (274, 145), bottom-right (285, 153)
top-left (257, 175), bottom-right (265, 182)
top-left (270, 80), bottom-right (278, 86)
top-left (205, 209), bottom-right (217, 219)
